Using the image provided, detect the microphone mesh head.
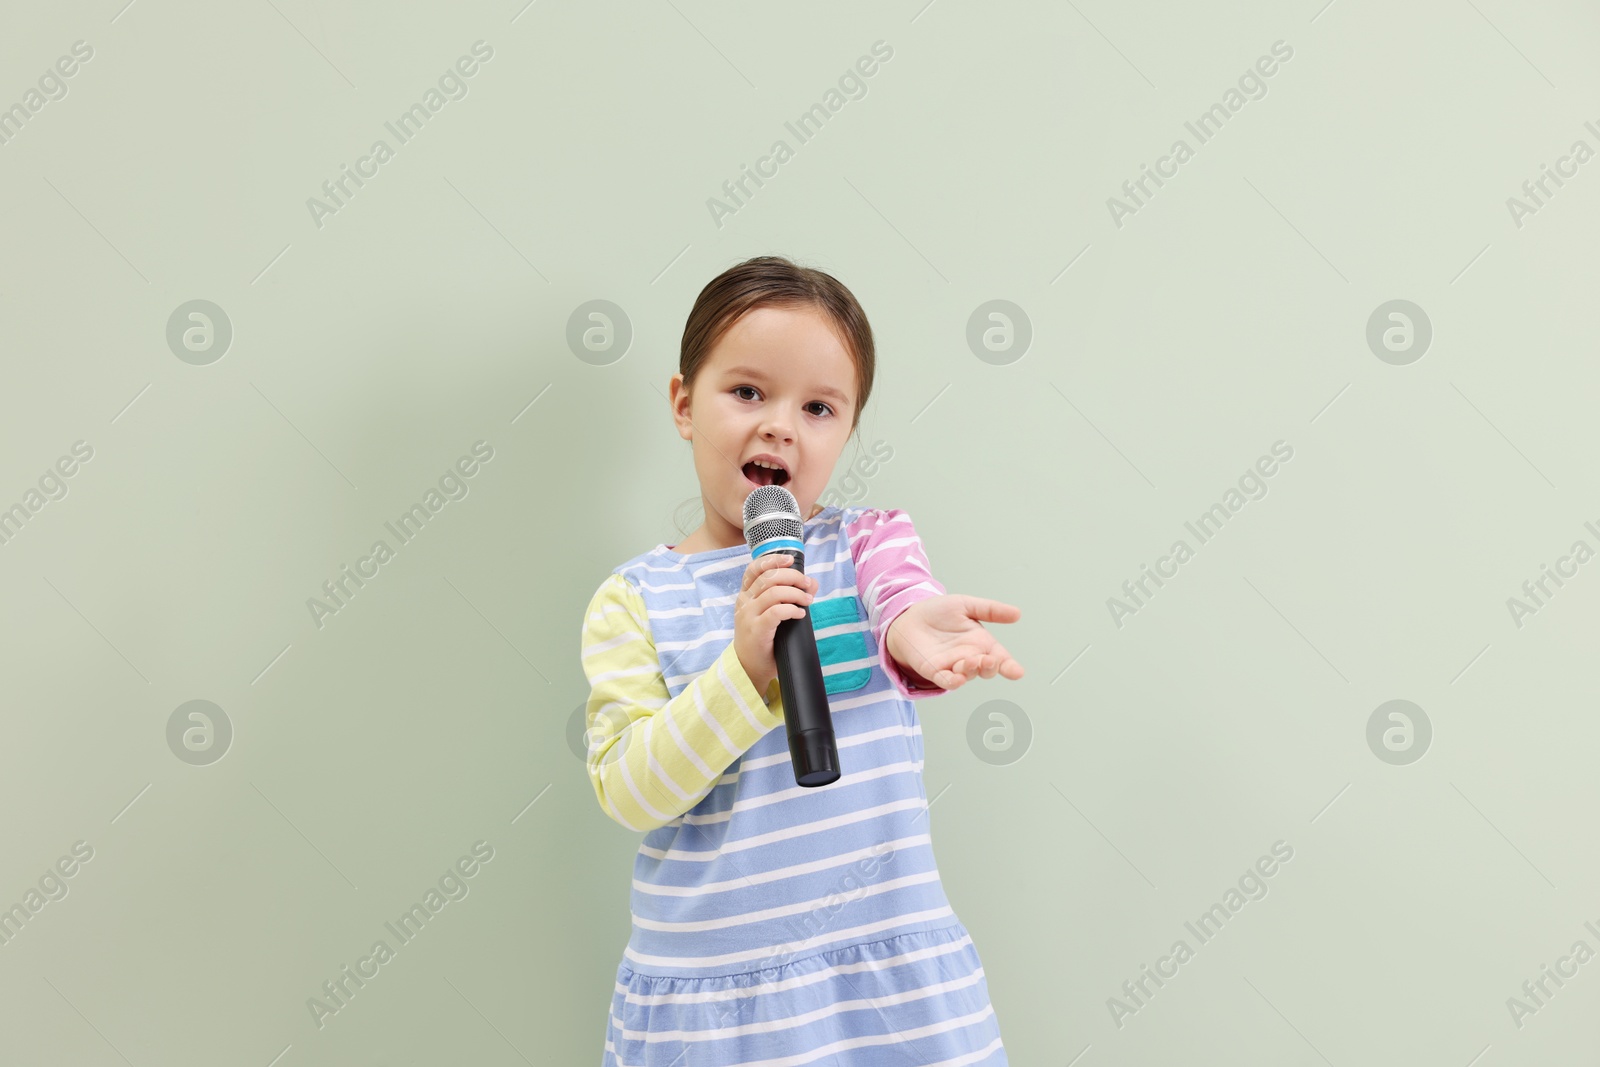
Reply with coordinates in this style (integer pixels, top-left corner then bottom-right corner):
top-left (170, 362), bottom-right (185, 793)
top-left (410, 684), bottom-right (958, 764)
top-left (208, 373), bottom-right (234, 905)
top-left (742, 484), bottom-right (803, 550)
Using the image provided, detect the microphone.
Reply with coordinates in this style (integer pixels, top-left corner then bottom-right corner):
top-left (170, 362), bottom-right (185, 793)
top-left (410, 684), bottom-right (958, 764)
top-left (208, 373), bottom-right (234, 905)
top-left (743, 485), bottom-right (841, 787)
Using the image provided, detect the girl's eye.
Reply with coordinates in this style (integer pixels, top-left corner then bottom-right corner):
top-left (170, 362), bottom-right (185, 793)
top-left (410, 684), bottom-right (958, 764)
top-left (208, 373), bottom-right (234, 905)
top-left (731, 386), bottom-right (833, 417)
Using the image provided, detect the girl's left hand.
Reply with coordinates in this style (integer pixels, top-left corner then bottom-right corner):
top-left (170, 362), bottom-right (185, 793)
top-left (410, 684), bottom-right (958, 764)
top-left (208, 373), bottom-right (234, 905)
top-left (884, 594), bottom-right (1024, 691)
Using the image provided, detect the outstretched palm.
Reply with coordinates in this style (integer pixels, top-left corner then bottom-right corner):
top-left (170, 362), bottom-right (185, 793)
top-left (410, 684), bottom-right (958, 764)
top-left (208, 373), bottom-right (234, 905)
top-left (884, 594), bottom-right (1024, 691)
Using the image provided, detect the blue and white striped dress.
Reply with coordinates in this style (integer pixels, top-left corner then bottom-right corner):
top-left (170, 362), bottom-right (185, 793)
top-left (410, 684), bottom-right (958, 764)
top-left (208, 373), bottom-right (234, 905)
top-left (598, 504), bottom-right (1008, 1065)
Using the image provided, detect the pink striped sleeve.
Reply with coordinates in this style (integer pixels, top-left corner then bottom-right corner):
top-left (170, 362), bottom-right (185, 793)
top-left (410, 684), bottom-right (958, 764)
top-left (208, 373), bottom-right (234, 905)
top-left (845, 507), bottom-right (948, 699)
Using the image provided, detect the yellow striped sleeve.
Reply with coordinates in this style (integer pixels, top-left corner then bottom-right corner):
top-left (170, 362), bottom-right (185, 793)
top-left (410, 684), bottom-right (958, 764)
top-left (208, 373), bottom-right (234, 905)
top-left (579, 572), bottom-right (785, 832)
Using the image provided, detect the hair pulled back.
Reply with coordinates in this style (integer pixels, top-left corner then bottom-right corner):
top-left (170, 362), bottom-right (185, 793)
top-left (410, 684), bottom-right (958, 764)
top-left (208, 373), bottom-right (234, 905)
top-left (678, 255), bottom-right (875, 432)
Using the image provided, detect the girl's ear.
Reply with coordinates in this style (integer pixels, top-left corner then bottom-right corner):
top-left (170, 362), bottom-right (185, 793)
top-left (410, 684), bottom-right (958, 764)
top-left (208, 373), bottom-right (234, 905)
top-left (668, 374), bottom-right (693, 441)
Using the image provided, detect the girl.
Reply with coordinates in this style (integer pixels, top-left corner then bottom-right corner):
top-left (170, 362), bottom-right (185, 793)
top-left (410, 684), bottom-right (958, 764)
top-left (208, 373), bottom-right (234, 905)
top-left (580, 255), bottom-right (1024, 1065)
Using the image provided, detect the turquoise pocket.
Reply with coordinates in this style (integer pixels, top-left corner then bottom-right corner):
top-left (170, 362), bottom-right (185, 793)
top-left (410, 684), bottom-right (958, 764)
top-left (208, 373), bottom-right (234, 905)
top-left (810, 595), bottom-right (873, 694)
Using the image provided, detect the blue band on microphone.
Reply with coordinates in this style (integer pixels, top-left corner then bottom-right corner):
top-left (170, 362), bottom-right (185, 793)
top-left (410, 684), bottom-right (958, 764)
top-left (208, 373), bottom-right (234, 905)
top-left (752, 538), bottom-right (804, 557)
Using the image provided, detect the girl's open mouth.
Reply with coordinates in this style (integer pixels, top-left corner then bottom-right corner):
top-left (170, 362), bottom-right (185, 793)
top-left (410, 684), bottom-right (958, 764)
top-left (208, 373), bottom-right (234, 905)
top-left (742, 461), bottom-right (790, 487)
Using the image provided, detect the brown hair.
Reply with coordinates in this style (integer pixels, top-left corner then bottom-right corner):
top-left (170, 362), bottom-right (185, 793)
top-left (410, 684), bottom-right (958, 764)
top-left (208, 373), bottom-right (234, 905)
top-left (679, 255), bottom-right (875, 433)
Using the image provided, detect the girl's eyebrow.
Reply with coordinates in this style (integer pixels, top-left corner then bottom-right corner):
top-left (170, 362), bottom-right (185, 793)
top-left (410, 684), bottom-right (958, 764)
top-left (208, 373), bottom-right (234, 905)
top-left (723, 365), bottom-right (851, 405)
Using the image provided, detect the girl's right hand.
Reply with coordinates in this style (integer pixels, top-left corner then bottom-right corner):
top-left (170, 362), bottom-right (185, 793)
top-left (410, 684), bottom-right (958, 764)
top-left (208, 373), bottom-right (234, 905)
top-left (734, 552), bottom-right (819, 698)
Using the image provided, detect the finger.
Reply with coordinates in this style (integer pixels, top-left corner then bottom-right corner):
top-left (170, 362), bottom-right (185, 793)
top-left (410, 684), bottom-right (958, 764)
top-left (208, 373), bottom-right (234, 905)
top-left (758, 585), bottom-right (813, 611)
top-left (951, 648), bottom-right (985, 677)
top-left (985, 641), bottom-right (1024, 679)
top-left (946, 655), bottom-right (978, 683)
top-left (962, 597), bottom-right (1021, 623)
top-left (764, 568), bottom-right (811, 593)
top-left (759, 586), bottom-right (811, 611)
top-left (745, 554), bottom-right (784, 590)
top-left (785, 569), bottom-right (817, 591)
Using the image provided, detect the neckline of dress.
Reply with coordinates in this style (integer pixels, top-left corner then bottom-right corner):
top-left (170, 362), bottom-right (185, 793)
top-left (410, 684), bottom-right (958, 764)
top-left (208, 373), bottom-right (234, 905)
top-left (658, 505), bottom-right (835, 562)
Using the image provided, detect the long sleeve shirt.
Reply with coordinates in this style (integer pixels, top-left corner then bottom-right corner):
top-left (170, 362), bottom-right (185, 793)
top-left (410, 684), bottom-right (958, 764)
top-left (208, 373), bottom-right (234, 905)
top-left (578, 506), bottom-right (947, 832)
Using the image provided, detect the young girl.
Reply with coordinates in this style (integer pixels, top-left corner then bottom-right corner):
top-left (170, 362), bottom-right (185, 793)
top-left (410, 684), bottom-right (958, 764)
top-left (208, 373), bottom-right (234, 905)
top-left (580, 255), bottom-right (1024, 1065)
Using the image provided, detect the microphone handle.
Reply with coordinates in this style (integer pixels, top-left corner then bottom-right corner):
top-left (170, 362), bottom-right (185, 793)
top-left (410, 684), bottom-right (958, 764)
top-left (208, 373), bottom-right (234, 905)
top-left (773, 557), bottom-right (841, 787)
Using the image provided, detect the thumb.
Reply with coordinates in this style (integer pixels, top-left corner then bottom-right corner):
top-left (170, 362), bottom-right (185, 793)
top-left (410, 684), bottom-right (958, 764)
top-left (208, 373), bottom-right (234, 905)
top-left (963, 596), bottom-right (1021, 623)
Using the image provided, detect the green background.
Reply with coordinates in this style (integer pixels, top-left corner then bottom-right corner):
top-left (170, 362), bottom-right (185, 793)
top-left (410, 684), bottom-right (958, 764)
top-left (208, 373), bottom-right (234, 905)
top-left (1, 1), bottom-right (1597, 1063)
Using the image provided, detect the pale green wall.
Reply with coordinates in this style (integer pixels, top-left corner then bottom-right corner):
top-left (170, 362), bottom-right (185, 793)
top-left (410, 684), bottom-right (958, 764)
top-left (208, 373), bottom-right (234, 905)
top-left (1, 2), bottom-right (1598, 1064)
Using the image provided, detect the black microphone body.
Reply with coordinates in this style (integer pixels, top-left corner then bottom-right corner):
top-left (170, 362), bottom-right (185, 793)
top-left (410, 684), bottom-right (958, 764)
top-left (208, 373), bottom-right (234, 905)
top-left (772, 553), bottom-right (840, 787)
top-left (743, 486), bottom-right (840, 787)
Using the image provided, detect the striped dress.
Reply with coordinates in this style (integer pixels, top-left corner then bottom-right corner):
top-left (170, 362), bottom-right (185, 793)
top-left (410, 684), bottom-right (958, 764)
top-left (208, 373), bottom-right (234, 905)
top-left (579, 504), bottom-right (1008, 1066)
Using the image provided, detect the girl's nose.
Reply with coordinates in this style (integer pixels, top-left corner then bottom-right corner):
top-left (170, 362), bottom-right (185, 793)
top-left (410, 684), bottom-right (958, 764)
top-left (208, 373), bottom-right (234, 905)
top-left (760, 417), bottom-right (795, 443)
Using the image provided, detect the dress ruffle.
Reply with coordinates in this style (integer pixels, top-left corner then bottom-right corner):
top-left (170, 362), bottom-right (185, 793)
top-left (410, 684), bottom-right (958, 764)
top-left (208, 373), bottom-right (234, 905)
top-left (600, 922), bottom-right (1007, 1066)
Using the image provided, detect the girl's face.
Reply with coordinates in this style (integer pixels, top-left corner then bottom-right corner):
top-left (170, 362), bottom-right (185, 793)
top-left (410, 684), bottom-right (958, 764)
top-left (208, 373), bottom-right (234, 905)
top-left (670, 304), bottom-right (857, 547)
